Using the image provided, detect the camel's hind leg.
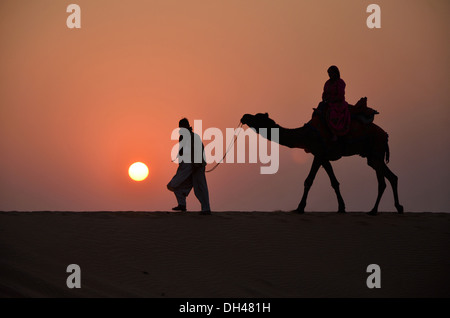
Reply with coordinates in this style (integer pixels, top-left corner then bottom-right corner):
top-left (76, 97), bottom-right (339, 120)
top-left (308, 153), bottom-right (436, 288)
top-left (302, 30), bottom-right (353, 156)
top-left (295, 157), bottom-right (321, 213)
top-left (383, 164), bottom-right (404, 213)
top-left (368, 168), bottom-right (386, 215)
top-left (367, 159), bottom-right (403, 215)
top-left (322, 160), bottom-right (346, 213)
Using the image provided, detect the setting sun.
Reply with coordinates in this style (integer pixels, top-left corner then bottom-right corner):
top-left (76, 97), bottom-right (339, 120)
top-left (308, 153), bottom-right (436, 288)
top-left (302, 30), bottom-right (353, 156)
top-left (128, 162), bottom-right (149, 181)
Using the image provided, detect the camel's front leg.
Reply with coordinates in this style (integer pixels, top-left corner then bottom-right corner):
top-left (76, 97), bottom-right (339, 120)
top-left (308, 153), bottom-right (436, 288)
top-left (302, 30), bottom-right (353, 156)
top-left (322, 160), bottom-right (346, 213)
top-left (295, 157), bottom-right (321, 213)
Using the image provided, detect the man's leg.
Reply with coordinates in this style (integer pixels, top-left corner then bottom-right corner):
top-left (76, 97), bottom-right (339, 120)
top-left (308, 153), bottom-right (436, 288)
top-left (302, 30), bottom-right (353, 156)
top-left (167, 163), bottom-right (193, 210)
top-left (167, 162), bottom-right (192, 189)
top-left (173, 179), bottom-right (192, 209)
top-left (192, 166), bottom-right (211, 212)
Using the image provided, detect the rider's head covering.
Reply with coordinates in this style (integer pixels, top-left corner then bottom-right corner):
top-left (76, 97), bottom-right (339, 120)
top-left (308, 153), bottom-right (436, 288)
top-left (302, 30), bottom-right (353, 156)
top-left (327, 65), bottom-right (341, 80)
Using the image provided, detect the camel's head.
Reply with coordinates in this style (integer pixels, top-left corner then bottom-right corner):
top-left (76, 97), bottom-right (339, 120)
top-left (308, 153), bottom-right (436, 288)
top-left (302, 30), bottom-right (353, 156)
top-left (240, 113), bottom-right (277, 130)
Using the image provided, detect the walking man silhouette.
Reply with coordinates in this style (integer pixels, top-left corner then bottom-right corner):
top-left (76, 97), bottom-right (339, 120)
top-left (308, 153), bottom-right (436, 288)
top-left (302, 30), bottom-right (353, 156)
top-left (167, 118), bottom-right (211, 214)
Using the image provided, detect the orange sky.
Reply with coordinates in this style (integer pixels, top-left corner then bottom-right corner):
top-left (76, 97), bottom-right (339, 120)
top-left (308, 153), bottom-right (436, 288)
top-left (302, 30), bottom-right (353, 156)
top-left (1, 0), bottom-right (449, 211)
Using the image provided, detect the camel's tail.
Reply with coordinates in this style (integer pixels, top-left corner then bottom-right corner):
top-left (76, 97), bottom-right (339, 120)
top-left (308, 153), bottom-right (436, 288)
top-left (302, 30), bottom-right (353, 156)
top-left (372, 123), bottom-right (390, 164)
top-left (385, 141), bottom-right (390, 164)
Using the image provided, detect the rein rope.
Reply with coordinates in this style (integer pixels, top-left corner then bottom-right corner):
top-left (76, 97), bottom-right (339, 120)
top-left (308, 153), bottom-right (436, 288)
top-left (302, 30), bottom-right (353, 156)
top-left (206, 121), bottom-right (243, 173)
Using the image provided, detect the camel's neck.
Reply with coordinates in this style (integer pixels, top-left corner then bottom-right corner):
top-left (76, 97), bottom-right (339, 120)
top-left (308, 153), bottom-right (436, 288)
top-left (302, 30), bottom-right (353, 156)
top-left (258, 124), bottom-right (311, 150)
top-left (280, 125), bottom-right (312, 150)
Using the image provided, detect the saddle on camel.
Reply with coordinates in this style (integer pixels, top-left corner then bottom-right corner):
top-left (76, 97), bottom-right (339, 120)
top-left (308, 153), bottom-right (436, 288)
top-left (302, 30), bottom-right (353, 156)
top-left (314, 96), bottom-right (380, 136)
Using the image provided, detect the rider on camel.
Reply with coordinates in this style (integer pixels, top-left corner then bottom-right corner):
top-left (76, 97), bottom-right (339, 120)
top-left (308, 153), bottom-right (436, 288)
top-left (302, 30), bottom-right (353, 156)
top-left (322, 65), bottom-right (351, 141)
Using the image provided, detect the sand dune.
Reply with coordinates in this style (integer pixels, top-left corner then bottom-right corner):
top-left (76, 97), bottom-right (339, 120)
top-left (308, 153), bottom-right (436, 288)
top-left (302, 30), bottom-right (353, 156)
top-left (0, 212), bottom-right (449, 298)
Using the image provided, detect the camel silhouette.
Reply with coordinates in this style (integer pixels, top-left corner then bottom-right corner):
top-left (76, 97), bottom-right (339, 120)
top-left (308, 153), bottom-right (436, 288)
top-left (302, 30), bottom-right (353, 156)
top-left (240, 104), bottom-right (404, 215)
